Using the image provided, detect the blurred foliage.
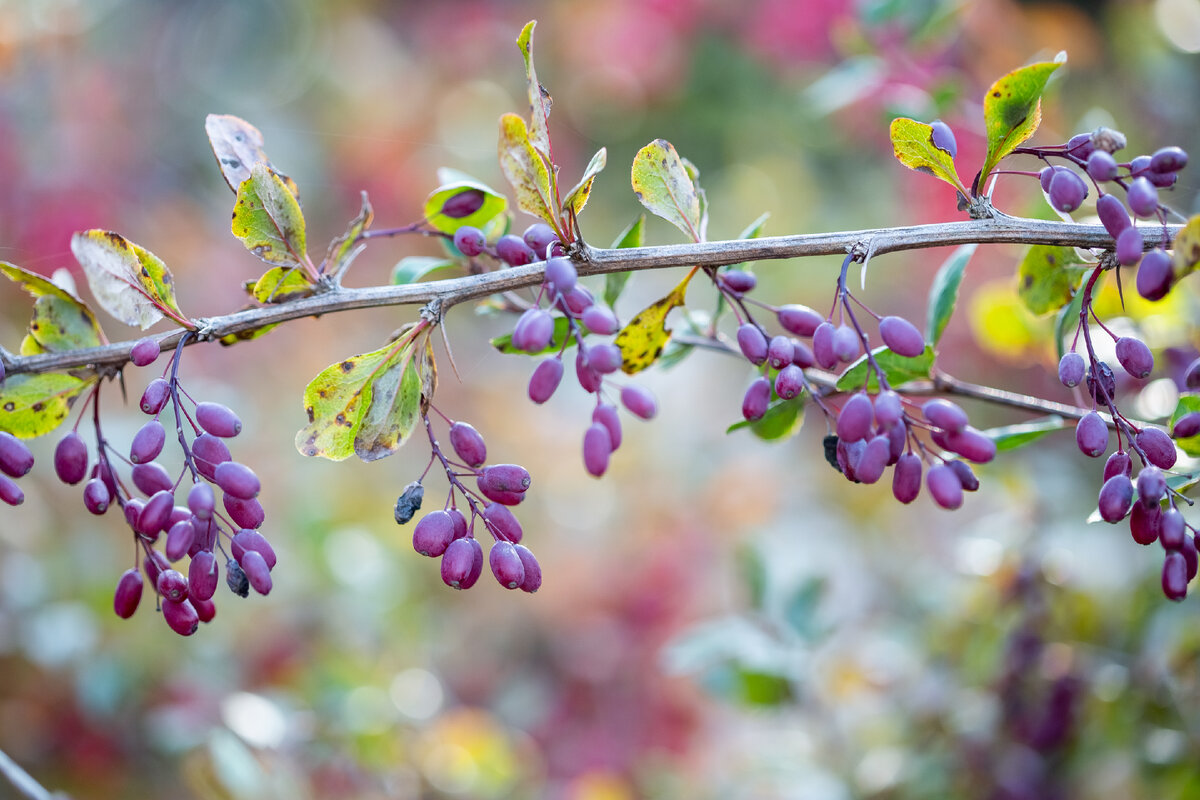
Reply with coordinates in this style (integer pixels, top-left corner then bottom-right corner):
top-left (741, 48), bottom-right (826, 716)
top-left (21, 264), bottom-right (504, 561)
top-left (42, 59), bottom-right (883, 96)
top-left (2, 0), bottom-right (1200, 798)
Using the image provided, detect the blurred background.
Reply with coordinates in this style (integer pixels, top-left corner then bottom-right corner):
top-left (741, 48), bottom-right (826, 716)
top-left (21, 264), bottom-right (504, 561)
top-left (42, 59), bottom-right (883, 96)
top-left (1, 0), bottom-right (1200, 797)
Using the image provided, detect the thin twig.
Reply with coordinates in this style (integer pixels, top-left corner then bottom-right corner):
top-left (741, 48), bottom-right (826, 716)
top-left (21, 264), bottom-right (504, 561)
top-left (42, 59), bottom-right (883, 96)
top-left (0, 747), bottom-right (65, 800)
top-left (1, 215), bottom-right (1182, 378)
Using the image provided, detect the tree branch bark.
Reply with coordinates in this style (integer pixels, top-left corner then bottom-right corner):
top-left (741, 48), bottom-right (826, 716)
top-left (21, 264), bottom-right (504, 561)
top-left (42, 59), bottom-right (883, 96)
top-left (1, 214), bottom-right (1180, 378)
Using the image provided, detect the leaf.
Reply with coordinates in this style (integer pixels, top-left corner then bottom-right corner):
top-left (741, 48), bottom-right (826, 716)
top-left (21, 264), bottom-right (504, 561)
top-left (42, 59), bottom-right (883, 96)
top-left (0, 373), bottom-right (93, 438)
top-left (498, 113), bottom-right (557, 227)
top-left (491, 315), bottom-right (582, 355)
top-left (231, 162), bottom-right (309, 268)
top-left (422, 181), bottom-right (508, 235)
top-left (562, 147), bottom-right (607, 216)
top-left (681, 157), bottom-right (709, 241)
top-left (1016, 245), bottom-right (1090, 315)
top-left (219, 324), bottom-right (278, 345)
top-left (295, 341), bottom-right (409, 461)
top-left (0, 262), bottom-right (103, 351)
top-left (604, 215), bottom-right (644, 308)
top-left (204, 114), bottom-right (298, 196)
top-left (249, 267), bottom-right (314, 304)
top-left (70, 230), bottom-right (185, 329)
top-left (1171, 213), bottom-right (1200, 279)
top-left (418, 333), bottom-right (437, 414)
top-left (889, 118), bottom-right (968, 194)
top-left (835, 345), bottom-right (935, 392)
top-left (324, 191), bottom-right (374, 280)
top-left (614, 271), bottom-right (694, 374)
top-left (979, 57), bottom-right (1065, 184)
top-left (1171, 395), bottom-right (1200, 457)
top-left (726, 395), bottom-right (805, 441)
top-left (516, 20), bottom-right (553, 158)
top-left (982, 415), bottom-right (1066, 452)
top-left (631, 139), bottom-right (702, 242)
top-left (926, 243), bottom-right (975, 346)
top-left (391, 257), bottom-right (458, 286)
top-left (354, 339), bottom-right (422, 462)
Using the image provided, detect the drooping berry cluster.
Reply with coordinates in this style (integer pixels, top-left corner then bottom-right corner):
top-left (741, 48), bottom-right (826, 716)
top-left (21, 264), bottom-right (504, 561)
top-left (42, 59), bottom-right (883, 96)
top-left (395, 410), bottom-right (542, 593)
top-left (718, 254), bottom-right (995, 509)
top-left (61, 334), bottom-right (274, 635)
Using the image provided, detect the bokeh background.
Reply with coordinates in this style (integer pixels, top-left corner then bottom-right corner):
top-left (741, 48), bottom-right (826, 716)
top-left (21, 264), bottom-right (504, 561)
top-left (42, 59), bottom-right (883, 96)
top-left (2, 0), bottom-right (1200, 797)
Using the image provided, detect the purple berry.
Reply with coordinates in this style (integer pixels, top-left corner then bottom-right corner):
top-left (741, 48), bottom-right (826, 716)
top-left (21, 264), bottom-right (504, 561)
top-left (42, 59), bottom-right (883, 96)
top-left (156, 569), bottom-right (189, 603)
top-left (192, 434), bottom-right (231, 481)
top-left (162, 598), bottom-right (199, 636)
top-left (1163, 551), bottom-right (1188, 601)
top-left (778, 305), bottom-right (823, 337)
top-left (139, 378), bottom-right (171, 415)
top-left (1066, 132), bottom-right (1094, 159)
top-left (927, 464), bottom-right (963, 509)
top-left (874, 390), bottom-right (902, 428)
top-left (1115, 337), bottom-right (1154, 379)
top-left (586, 343), bottom-right (623, 375)
top-left (138, 490), bottom-right (176, 537)
top-left (575, 349), bottom-right (602, 394)
top-left (496, 234), bottom-right (536, 266)
top-left (224, 494), bottom-right (265, 529)
top-left (1048, 168), bottom-right (1088, 213)
top-left (480, 464), bottom-right (531, 494)
top-left (188, 482), bottom-right (215, 520)
top-left (767, 336), bottom-right (794, 370)
top-left (129, 420), bottom-right (166, 465)
top-left (131, 462), bottom-right (172, 496)
top-left (453, 226), bottom-right (486, 257)
top-left (1075, 411), bottom-right (1109, 457)
top-left (195, 402), bottom-right (242, 438)
top-left (129, 337), bottom-right (159, 367)
top-left (791, 340), bottom-right (814, 368)
top-left (544, 257), bottom-right (577, 295)
top-left (514, 544), bottom-right (542, 593)
top-left (512, 308), bottom-right (555, 353)
top-left (942, 426), bottom-right (997, 464)
top-left (440, 189), bottom-right (485, 218)
top-left (854, 435), bottom-right (890, 485)
top-left (736, 323), bottom-right (769, 365)
top-left (1160, 507), bottom-right (1185, 550)
top-left (621, 385), bottom-right (657, 420)
top-left (482, 502), bottom-right (523, 543)
top-left (413, 511), bottom-right (456, 557)
top-left (83, 477), bottom-right (110, 514)
top-left (1, 477), bottom-right (26, 507)
top-left (1096, 194), bottom-right (1131, 239)
top-left (1104, 451), bottom-right (1132, 482)
top-left (0, 432), bottom-right (33, 478)
top-left (593, 404), bottom-right (622, 450)
top-left (214, 461), bottom-right (261, 500)
top-left (1127, 177), bottom-right (1159, 218)
top-left (564, 285), bottom-right (594, 314)
top-left (837, 392), bottom-right (874, 442)
top-left (582, 422), bottom-right (612, 477)
top-left (1058, 352), bottom-right (1086, 388)
top-left (54, 432), bottom-right (88, 485)
top-left (929, 119), bottom-right (957, 156)
top-left (165, 519), bottom-right (195, 561)
top-left (449, 421), bottom-right (487, 467)
top-left (489, 541), bottom-right (525, 589)
top-left (113, 569), bottom-right (144, 619)
top-left (231, 529), bottom-right (277, 569)
top-left (523, 223), bottom-right (558, 257)
top-left (1136, 249), bottom-right (1172, 301)
top-left (1130, 501), bottom-right (1162, 545)
top-left (1150, 146), bottom-right (1188, 174)
top-left (441, 538), bottom-right (483, 590)
top-left (878, 316), bottom-right (925, 358)
top-left (812, 322), bottom-right (837, 369)
top-left (1086, 151), bottom-right (1119, 182)
top-left (581, 305), bottom-right (618, 335)
top-left (774, 365), bottom-right (804, 400)
top-left (1098, 475), bottom-right (1134, 523)
top-left (721, 269), bottom-right (757, 293)
top-left (832, 324), bottom-right (860, 362)
top-left (892, 453), bottom-right (922, 504)
top-left (239, 550), bottom-right (272, 595)
top-left (1172, 412), bottom-right (1200, 439)
top-left (742, 377), bottom-right (771, 422)
top-left (528, 358), bottom-right (564, 404)
top-left (188, 551), bottom-right (219, 601)
top-left (193, 596), bottom-right (216, 624)
top-left (1183, 535), bottom-right (1199, 581)
top-left (1137, 427), bottom-right (1177, 469)
top-left (1186, 357), bottom-right (1200, 389)
top-left (1115, 226), bottom-right (1144, 267)
top-left (947, 459), bottom-right (979, 491)
top-left (922, 399), bottom-right (968, 433)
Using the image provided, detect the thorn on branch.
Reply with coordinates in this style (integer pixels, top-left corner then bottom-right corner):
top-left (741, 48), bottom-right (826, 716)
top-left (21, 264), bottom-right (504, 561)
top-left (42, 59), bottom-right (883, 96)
top-left (420, 297), bottom-right (444, 325)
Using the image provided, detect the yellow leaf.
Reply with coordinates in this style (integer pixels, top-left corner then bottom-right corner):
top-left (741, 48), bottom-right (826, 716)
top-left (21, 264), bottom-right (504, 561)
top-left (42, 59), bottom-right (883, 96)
top-left (614, 271), bottom-right (694, 374)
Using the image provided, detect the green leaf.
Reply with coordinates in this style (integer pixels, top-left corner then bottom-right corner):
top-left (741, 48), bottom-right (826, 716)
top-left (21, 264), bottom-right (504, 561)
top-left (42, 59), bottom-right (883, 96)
top-left (835, 345), bottom-right (935, 392)
top-left (295, 340), bottom-right (409, 461)
top-left (516, 20), bottom-right (552, 158)
top-left (353, 339), bottom-right (422, 462)
top-left (726, 395), bottom-right (805, 441)
top-left (70, 230), bottom-right (186, 329)
top-left (926, 243), bottom-right (975, 346)
top-left (631, 139), bottom-right (702, 242)
top-left (1054, 276), bottom-right (1088, 362)
top-left (0, 263), bottom-right (103, 351)
top-left (889, 117), bottom-right (968, 195)
top-left (498, 112), bottom-right (557, 227)
top-left (1171, 213), bottom-right (1200, 279)
top-left (204, 114), bottom-right (299, 197)
top-left (491, 315), bottom-right (582, 355)
top-left (562, 147), bottom-right (607, 216)
top-left (604, 215), bottom-right (644, 308)
top-left (422, 181), bottom-right (508, 235)
top-left (249, 267), bottom-right (314, 304)
top-left (219, 324), bottom-right (278, 346)
top-left (614, 271), bottom-right (693, 374)
top-left (981, 415), bottom-right (1066, 452)
top-left (0, 373), bottom-right (93, 438)
top-left (979, 56), bottom-right (1064, 184)
top-left (324, 191), bottom-right (373, 280)
top-left (1016, 245), bottom-right (1090, 315)
top-left (1170, 395), bottom-right (1200, 457)
top-left (391, 257), bottom-right (459, 286)
top-left (231, 162), bottom-right (309, 268)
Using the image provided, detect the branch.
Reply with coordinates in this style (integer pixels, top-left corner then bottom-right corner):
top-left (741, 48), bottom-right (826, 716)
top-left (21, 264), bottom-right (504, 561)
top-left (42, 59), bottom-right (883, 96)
top-left (2, 214), bottom-right (1181, 378)
top-left (0, 748), bottom-right (66, 800)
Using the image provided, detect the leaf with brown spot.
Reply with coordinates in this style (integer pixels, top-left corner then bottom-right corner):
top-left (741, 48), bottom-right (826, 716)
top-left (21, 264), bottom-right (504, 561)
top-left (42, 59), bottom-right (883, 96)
top-left (231, 163), bottom-right (309, 268)
top-left (70, 230), bottom-right (186, 329)
top-left (980, 56), bottom-right (1064, 184)
top-left (498, 113), bottom-right (556, 226)
top-left (249, 266), bottom-right (315, 304)
top-left (1172, 213), bottom-right (1200, 279)
top-left (614, 270), bottom-right (694, 374)
top-left (516, 20), bottom-right (552, 158)
top-left (0, 262), bottom-right (104, 352)
top-left (0, 372), bottom-right (94, 438)
top-left (631, 140), bottom-right (702, 242)
top-left (205, 114), bottom-right (299, 197)
top-left (354, 338), bottom-right (422, 462)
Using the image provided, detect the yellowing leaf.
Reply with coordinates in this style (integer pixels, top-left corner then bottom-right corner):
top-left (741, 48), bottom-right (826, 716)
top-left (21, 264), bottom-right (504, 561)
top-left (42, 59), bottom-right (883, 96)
top-left (354, 339), bottom-right (421, 462)
top-left (979, 57), bottom-right (1064, 184)
top-left (422, 181), bottom-right (508, 235)
top-left (232, 162), bottom-right (309, 268)
top-left (205, 114), bottom-right (299, 196)
top-left (889, 118), bottom-right (968, 195)
top-left (250, 267), bottom-right (314, 304)
top-left (418, 333), bottom-right (437, 414)
top-left (1172, 213), bottom-right (1200, 278)
top-left (70, 230), bottom-right (186, 329)
top-left (324, 191), bottom-right (374, 281)
top-left (631, 140), bottom-right (702, 242)
top-left (0, 262), bottom-right (104, 351)
top-left (1016, 245), bottom-right (1090, 315)
top-left (219, 324), bottom-right (278, 345)
top-left (563, 147), bottom-right (607, 216)
top-left (614, 271), bottom-right (694, 374)
top-left (0, 373), bottom-right (93, 438)
top-left (516, 20), bottom-right (552, 158)
top-left (498, 113), bottom-right (556, 226)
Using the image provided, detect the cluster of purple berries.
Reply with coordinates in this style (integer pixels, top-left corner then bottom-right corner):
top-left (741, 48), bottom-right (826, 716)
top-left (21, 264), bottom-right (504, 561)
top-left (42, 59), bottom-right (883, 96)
top-left (451, 220), bottom-right (562, 267)
top-left (1032, 129), bottom-right (1187, 301)
top-left (398, 416), bottom-right (542, 593)
top-left (75, 336), bottom-right (273, 635)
